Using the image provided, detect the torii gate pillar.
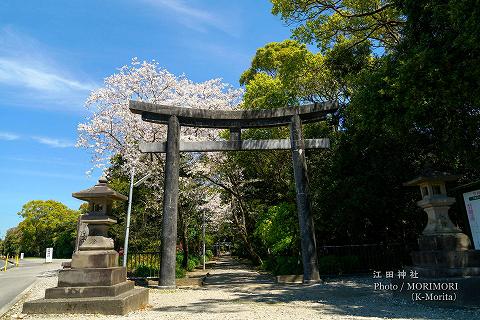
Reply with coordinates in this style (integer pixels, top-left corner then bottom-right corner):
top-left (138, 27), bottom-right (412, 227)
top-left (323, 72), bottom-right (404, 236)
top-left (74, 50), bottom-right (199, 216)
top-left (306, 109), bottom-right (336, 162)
top-left (159, 115), bottom-right (180, 288)
top-left (290, 114), bottom-right (320, 282)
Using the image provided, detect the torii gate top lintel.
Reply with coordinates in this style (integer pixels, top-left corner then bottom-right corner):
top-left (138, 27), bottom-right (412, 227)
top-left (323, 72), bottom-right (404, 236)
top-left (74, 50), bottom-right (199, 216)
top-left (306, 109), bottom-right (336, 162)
top-left (129, 100), bottom-right (338, 129)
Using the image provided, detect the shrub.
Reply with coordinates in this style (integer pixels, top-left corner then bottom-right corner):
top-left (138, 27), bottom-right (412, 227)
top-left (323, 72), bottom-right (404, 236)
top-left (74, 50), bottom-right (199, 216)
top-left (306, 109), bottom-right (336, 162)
top-left (255, 203), bottom-right (299, 256)
top-left (317, 255), bottom-right (360, 275)
top-left (131, 260), bottom-right (188, 279)
top-left (205, 249), bottom-right (213, 260)
top-left (176, 252), bottom-right (184, 264)
top-left (262, 256), bottom-right (303, 275)
top-left (133, 264), bottom-right (157, 278)
top-left (176, 264), bottom-right (186, 278)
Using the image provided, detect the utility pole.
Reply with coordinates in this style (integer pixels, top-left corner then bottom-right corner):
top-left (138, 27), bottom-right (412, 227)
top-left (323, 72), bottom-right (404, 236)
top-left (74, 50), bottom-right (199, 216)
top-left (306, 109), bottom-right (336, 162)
top-left (123, 168), bottom-right (151, 268)
top-left (202, 211), bottom-right (206, 270)
top-left (123, 168), bottom-right (135, 267)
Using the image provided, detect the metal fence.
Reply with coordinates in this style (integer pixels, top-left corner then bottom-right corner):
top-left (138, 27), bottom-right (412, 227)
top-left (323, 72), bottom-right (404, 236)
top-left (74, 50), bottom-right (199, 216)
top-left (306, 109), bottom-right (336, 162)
top-left (125, 243), bottom-right (413, 278)
top-left (317, 243), bottom-right (413, 275)
top-left (123, 251), bottom-right (161, 279)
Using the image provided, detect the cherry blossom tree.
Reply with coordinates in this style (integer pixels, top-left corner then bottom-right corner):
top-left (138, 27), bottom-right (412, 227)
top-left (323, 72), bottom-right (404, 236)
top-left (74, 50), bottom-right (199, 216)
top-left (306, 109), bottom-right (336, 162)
top-left (77, 58), bottom-right (242, 224)
top-left (78, 58), bottom-right (241, 178)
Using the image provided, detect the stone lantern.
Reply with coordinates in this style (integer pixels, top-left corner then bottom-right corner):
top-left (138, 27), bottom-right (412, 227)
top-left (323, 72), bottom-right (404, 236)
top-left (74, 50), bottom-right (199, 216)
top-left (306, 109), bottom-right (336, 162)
top-left (403, 170), bottom-right (480, 278)
top-left (393, 170), bottom-right (480, 307)
top-left (23, 177), bottom-right (149, 315)
top-left (404, 170), bottom-right (472, 251)
top-left (71, 176), bottom-right (127, 269)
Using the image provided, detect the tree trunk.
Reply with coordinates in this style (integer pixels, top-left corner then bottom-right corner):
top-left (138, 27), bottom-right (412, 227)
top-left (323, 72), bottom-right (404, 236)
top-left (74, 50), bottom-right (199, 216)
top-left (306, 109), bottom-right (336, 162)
top-left (196, 172), bottom-right (262, 265)
top-left (231, 198), bottom-right (262, 265)
top-left (178, 210), bottom-right (189, 269)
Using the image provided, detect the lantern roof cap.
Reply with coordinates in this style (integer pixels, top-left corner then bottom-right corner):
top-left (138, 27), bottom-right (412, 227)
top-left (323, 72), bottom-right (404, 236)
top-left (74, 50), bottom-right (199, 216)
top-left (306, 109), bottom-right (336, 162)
top-left (403, 169), bottom-right (459, 187)
top-left (72, 176), bottom-right (128, 201)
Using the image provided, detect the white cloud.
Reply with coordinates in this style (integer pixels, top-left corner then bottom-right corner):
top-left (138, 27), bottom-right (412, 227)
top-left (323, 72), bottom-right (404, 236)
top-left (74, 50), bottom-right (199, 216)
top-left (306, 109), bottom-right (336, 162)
top-left (0, 27), bottom-right (97, 111)
top-left (32, 136), bottom-right (75, 148)
top-left (0, 130), bottom-right (75, 148)
top-left (0, 132), bottom-right (20, 141)
top-left (140, 0), bottom-right (237, 35)
top-left (0, 58), bottom-right (93, 93)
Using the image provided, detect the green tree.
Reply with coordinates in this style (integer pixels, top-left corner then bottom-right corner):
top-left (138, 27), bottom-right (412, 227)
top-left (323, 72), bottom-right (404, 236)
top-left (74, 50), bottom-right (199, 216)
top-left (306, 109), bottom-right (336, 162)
top-left (240, 40), bottom-right (334, 107)
top-left (226, 0), bottom-right (480, 269)
top-left (266, 0), bottom-right (480, 247)
top-left (2, 227), bottom-right (22, 256)
top-left (255, 202), bottom-right (299, 255)
top-left (386, 0), bottom-right (480, 178)
top-left (17, 200), bottom-right (79, 258)
top-left (270, 0), bottom-right (405, 51)
top-left (106, 156), bottom-right (162, 252)
top-left (233, 37), bottom-right (374, 252)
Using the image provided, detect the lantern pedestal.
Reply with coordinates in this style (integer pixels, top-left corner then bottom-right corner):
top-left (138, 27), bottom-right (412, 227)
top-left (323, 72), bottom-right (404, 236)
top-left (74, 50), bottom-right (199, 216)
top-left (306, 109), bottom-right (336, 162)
top-left (395, 171), bottom-right (480, 307)
top-left (410, 196), bottom-right (480, 277)
top-left (23, 177), bottom-right (149, 315)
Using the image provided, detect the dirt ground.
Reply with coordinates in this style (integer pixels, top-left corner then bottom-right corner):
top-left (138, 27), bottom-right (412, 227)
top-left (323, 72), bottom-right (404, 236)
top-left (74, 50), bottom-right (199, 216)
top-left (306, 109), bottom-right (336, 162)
top-left (2, 257), bottom-right (478, 320)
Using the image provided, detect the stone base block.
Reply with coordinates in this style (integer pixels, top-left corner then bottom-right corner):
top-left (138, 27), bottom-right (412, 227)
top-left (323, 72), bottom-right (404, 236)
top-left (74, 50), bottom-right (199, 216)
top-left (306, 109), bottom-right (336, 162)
top-left (392, 276), bottom-right (480, 308)
top-left (45, 281), bottom-right (134, 299)
top-left (23, 288), bottom-right (149, 315)
top-left (412, 250), bottom-right (480, 269)
top-left (275, 275), bottom-right (323, 284)
top-left (276, 275), bottom-right (303, 284)
top-left (58, 267), bottom-right (126, 287)
top-left (71, 250), bottom-right (118, 268)
top-left (418, 233), bottom-right (471, 251)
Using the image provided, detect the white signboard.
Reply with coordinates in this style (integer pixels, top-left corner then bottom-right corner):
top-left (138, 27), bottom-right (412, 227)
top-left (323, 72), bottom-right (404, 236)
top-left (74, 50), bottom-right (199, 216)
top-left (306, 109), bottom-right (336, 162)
top-left (45, 247), bottom-right (53, 263)
top-left (20, 253), bottom-right (24, 260)
top-left (463, 189), bottom-right (480, 249)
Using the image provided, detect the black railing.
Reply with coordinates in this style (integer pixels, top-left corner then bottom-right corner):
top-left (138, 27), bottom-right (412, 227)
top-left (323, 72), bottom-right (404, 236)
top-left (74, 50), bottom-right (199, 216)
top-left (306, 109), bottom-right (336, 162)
top-left (123, 251), bottom-right (161, 279)
top-left (125, 243), bottom-right (413, 278)
top-left (317, 243), bottom-right (413, 275)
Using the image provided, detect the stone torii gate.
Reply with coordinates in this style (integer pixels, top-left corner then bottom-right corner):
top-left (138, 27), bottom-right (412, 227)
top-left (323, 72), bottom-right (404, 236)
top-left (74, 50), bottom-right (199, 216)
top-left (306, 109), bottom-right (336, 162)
top-left (129, 100), bottom-right (337, 287)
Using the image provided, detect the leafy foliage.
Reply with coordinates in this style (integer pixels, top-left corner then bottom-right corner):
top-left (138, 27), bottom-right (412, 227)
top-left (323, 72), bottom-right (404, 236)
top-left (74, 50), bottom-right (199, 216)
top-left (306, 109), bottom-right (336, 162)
top-left (255, 203), bottom-right (299, 255)
top-left (240, 39), bottom-right (361, 107)
top-left (217, 0), bottom-right (480, 276)
top-left (270, 0), bottom-right (405, 51)
top-left (2, 200), bottom-right (80, 258)
top-left (1, 227), bottom-right (22, 256)
top-left (106, 156), bottom-right (162, 252)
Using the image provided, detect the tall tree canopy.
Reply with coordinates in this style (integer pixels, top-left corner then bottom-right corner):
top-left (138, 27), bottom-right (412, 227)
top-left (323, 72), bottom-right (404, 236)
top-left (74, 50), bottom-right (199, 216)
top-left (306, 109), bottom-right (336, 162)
top-left (219, 0), bottom-right (480, 272)
top-left (271, 0), bottom-right (405, 50)
top-left (15, 200), bottom-right (79, 258)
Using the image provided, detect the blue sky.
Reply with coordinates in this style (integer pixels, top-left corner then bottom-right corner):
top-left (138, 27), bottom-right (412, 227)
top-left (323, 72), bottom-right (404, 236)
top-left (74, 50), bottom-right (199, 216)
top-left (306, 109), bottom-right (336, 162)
top-left (0, 1), bottom-right (291, 238)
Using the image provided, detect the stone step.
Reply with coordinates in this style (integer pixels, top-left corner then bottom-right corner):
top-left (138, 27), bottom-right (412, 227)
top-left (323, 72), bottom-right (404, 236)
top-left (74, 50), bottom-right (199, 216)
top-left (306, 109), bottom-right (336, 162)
top-left (23, 287), bottom-right (149, 315)
top-left (58, 267), bottom-right (126, 287)
top-left (45, 281), bottom-right (134, 299)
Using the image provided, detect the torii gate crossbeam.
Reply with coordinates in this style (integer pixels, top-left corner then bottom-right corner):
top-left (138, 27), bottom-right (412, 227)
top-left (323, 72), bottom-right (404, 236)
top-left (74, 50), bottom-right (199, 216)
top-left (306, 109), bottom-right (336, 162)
top-left (130, 101), bottom-right (338, 287)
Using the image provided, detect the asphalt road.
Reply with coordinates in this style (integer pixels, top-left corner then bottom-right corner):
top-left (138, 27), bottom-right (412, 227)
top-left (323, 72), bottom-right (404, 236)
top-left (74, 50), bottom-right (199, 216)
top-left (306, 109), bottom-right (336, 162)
top-left (0, 258), bottom-right (66, 316)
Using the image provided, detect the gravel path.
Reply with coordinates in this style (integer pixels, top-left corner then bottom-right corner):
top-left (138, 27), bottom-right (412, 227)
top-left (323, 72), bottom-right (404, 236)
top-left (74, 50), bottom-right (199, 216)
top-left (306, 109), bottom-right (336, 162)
top-left (1, 257), bottom-right (478, 320)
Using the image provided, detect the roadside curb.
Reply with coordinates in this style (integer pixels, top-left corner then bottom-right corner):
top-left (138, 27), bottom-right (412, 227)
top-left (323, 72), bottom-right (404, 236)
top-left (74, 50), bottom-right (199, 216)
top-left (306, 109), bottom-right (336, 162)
top-left (0, 278), bottom-right (39, 318)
